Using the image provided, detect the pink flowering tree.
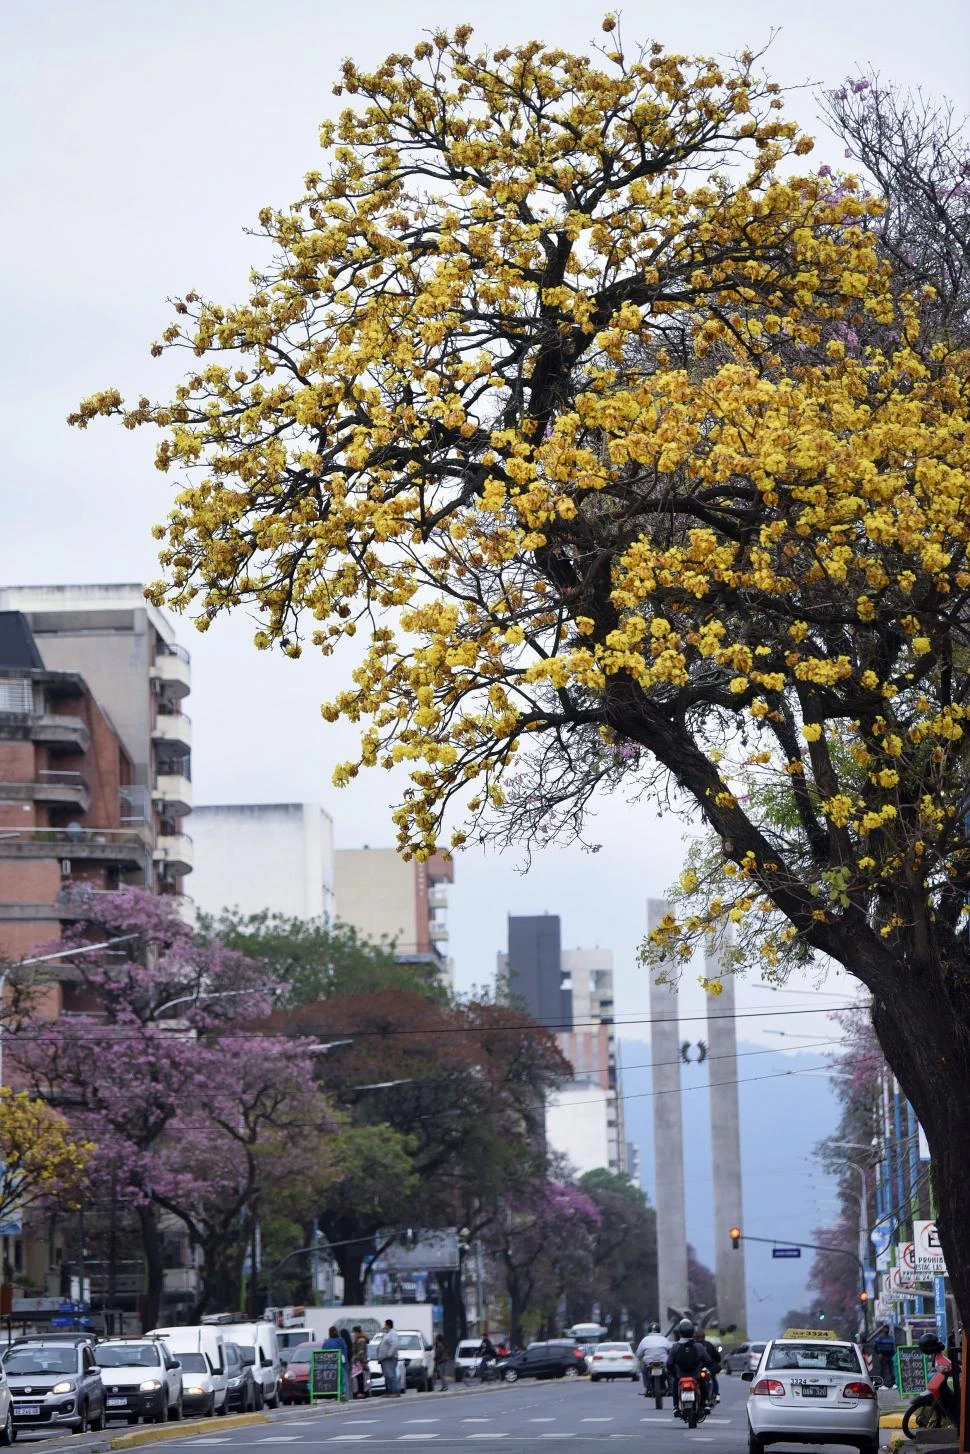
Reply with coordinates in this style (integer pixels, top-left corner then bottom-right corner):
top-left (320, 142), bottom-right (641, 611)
top-left (11, 889), bottom-right (333, 1325)
top-left (485, 1179), bottom-right (601, 1346)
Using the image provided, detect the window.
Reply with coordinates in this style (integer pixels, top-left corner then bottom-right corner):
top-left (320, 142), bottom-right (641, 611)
top-left (766, 1344), bottom-right (862, 1374)
top-left (0, 680), bottom-right (33, 714)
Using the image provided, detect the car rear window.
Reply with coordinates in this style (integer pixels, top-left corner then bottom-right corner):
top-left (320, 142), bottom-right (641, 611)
top-left (289, 1344), bottom-right (319, 1361)
top-left (766, 1344), bottom-right (862, 1374)
top-left (456, 1343), bottom-right (480, 1357)
top-left (599, 1344), bottom-right (633, 1352)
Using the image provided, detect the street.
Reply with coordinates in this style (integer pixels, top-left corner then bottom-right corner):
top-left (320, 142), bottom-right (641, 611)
top-left (59, 1377), bottom-right (802, 1454)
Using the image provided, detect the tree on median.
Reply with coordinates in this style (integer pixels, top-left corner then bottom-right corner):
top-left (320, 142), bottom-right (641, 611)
top-left (71, 27), bottom-right (970, 1321)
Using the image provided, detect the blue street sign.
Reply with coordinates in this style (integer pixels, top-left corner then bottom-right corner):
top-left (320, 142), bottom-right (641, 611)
top-left (772, 1248), bottom-right (802, 1259)
top-left (934, 1276), bottom-right (947, 1343)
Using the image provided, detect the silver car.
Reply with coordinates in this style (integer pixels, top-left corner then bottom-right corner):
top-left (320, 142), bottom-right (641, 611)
top-left (744, 1338), bottom-right (879, 1454)
top-left (724, 1341), bottom-right (767, 1374)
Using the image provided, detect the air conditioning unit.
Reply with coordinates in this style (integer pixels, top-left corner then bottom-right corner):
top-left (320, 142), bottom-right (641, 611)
top-left (61, 859), bottom-right (71, 875)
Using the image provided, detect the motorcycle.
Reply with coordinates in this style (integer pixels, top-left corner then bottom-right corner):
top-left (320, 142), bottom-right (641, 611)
top-left (903, 1340), bottom-right (959, 1439)
top-left (644, 1361), bottom-right (667, 1410)
top-left (675, 1372), bottom-right (711, 1430)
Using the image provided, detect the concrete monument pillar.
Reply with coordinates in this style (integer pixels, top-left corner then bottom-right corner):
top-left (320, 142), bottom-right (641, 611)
top-left (648, 898), bottom-right (689, 1329)
top-left (706, 937), bottom-right (748, 1337)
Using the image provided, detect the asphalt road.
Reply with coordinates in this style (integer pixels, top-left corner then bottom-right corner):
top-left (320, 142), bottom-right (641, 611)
top-left (119, 1376), bottom-right (752, 1453)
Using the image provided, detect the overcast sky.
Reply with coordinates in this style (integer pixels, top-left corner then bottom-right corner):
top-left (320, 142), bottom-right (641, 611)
top-left (4, 2), bottom-right (965, 1057)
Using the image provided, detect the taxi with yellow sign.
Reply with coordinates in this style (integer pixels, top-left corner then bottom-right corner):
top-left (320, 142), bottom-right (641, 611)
top-left (743, 1332), bottom-right (879, 1454)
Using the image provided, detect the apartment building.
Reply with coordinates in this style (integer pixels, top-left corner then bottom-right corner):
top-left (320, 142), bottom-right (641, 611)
top-left (0, 584), bottom-right (193, 896)
top-left (334, 846), bottom-right (454, 987)
top-left (191, 802), bottom-right (336, 921)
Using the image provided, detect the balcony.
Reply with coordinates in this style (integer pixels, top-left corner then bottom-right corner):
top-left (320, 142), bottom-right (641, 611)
top-left (0, 711), bottom-right (90, 752)
top-left (154, 832), bottom-right (193, 875)
top-left (428, 887), bottom-right (448, 910)
top-left (153, 772), bottom-right (192, 817)
top-left (0, 771), bottom-right (90, 812)
top-left (0, 826), bottom-right (150, 872)
top-left (152, 711), bottom-right (192, 749)
top-left (151, 644), bottom-right (191, 700)
top-left (428, 919), bottom-right (449, 942)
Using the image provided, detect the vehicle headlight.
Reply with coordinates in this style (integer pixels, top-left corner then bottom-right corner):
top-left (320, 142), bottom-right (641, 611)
top-left (185, 1386), bottom-right (205, 1397)
top-left (52, 1382), bottom-right (75, 1394)
top-left (139, 1380), bottom-right (162, 1392)
top-left (283, 1371), bottom-right (297, 1381)
top-left (228, 1376), bottom-right (242, 1388)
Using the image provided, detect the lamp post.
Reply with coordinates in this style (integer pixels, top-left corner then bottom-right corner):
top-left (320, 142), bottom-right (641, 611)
top-left (829, 1142), bottom-right (874, 1284)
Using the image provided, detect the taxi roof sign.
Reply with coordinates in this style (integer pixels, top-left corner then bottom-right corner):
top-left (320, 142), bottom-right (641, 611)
top-left (781, 1328), bottom-right (841, 1341)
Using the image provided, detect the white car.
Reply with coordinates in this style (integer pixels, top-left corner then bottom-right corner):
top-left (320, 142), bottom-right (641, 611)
top-left (744, 1337), bottom-right (879, 1454)
top-left (589, 1343), bottom-right (639, 1382)
top-left (366, 1338), bottom-right (407, 1396)
top-left (453, 1340), bottom-right (482, 1382)
top-left (96, 1338), bottom-right (184, 1424)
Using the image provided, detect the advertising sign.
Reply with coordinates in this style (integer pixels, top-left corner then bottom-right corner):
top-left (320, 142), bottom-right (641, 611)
top-left (896, 1346), bottom-right (930, 1397)
top-left (914, 1221), bottom-right (947, 1276)
top-left (310, 1348), bottom-right (343, 1402)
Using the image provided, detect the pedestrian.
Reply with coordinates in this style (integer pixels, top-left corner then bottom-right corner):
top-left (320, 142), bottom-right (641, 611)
top-left (351, 1325), bottom-right (370, 1400)
top-left (433, 1334), bottom-right (449, 1392)
top-left (377, 1318), bottom-right (402, 1396)
top-left (872, 1324), bottom-right (897, 1389)
top-left (322, 1325), bottom-right (351, 1401)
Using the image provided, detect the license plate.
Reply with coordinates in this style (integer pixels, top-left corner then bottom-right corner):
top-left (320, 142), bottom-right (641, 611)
top-left (681, 1392), bottom-right (695, 1403)
top-left (107, 1398), bottom-right (128, 1407)
top-left (801, 1387), bottom-right (827, 1398)
top-left (15, 1407), bottom-right (40, 1417)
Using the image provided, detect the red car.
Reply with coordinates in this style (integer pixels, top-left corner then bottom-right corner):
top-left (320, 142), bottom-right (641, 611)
top-left (279, 1343), bottom-right (322, 1404)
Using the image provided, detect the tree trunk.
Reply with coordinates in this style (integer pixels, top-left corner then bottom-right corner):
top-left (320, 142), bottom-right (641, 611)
top-left (869, 971), bottom-right (970, 1325)
top-left (137, 1205), bottom-right (164, 1333)
top-left (336, 1246), bottom-right (366, 1304)
top-left (439, 1269), bottom-right (466, 1348)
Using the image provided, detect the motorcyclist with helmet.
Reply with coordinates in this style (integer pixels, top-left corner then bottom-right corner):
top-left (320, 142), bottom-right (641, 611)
top-left (666, 1319), bottom-right (714, 1415)
top-left (635, 1323), bottom-right (671, 1397)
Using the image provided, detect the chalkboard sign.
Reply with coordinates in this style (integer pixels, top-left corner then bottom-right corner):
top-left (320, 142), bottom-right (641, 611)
top-left (310, 1347), bottom-right (344, 1401)
top-left (896, 1346), bottom-right (929, 1397)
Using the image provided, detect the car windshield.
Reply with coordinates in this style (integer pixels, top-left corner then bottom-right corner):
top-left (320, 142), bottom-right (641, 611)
top-left (397, 1335), bottom-right (423, 1350)
top-left (457, 1343), bottom-right (479, 1357)
top-left (3, 1348), bottom-right (76, 1374)
top-left (177, 1354), bottom-right (208, 1373)
top-left (290, 1344), bottom-right (318, 1363)
top-left (97, 1344), bottom-right (159, 1368)
top-left (767, 1344), bottom-right (862, 1374)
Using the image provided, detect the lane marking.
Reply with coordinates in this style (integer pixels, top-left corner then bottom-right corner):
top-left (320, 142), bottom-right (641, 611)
top-left (466, 1436), bottom-right (509, 1441)
top-left (581, 1417), bottom-right (613, 1422)
top-left (258, 1440), bottom-right (305, 1445)
top-left (462, 1418), bottom-right (492, 1423)
top-left (329, 1439), bottom-right (374, 1444)
top-left (398, 1436), bottom-right (438, 1441)
top-left (529, 1419), bottom-right (555, 1423)
top-left (405, 1419), bottom-right (440, 1424)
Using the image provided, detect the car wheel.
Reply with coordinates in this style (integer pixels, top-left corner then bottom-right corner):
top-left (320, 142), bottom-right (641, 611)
top-left (217, 1396), bottom-right (228, 1416)
top-left (157, 1399), bottom-right (169, 1424)
top-left (748, 1429), bottom-right (764, 1454)
top-left (75, 1404), bottom-right (90, 1435)
top-left (0, 1408), bottom-right (12, 1446)
top-left (92, 1402), bottom-right (106, 1432)
top-left (858, 1440), bottom-right (880, 1454)
top-left (502, 1369), bottom-right (519, 1383)
top-left (173, 1395), bottom-right (183, 1421)
top-left (590, 1374), bottom-right (599, 1383)
top-left (563, 1367), bottom-right (579, 1380)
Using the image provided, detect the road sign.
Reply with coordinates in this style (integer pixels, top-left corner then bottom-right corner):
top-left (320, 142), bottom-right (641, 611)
top-left (914, 1221), bottom-right (947, 1276)
top-left (772, 1248), bottom-right (802, 1259)
top-left (898, 1242), bottom-right (918, 1282)
top-left (935, 1276), bottom-right (948, 1343)
top-left (888, 1265), bottom-right (917, 1301)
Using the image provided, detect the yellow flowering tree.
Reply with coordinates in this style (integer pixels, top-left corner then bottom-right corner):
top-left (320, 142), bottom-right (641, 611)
top-left (0, 1089), bottom-right (93, 1233)
top-left (72, 27), bottom-right (970, 1312)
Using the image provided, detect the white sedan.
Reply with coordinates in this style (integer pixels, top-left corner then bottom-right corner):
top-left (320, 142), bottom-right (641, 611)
top-left (744, 1337), bottom-right (879, 1454)
top-left (588, 1342), bottom-right (639, 1382)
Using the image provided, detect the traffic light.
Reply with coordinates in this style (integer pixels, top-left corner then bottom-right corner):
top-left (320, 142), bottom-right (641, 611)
top-left (730, 1227), bottom-right (741, 1250)
top-left (818, 1310), bottom-right (826, 1322)
top-left (859, 1291), bottom-right (869, 1305)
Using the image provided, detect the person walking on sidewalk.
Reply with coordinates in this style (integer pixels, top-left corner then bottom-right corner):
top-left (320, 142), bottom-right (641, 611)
top-left (351, 1326), bottom-right (370, 1400)
top-left (377, 1319), bottom-right (402, 1396)
top-left (433, 1335), bottom-right (450, 1392)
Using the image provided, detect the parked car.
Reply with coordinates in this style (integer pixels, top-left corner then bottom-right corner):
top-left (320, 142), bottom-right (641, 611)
top-left (453, 1340), bottom-right (482, 1382)
top-left (224, 1342), bottom-right (258, 1412)
top-left (277, 1329), bottom-right (313, 1364)
top-left (95, 1337), bottom-right (183, 1424)
top-left (203, 1319), bottom-right (281, 1408)
top-left (724, 1342), bottom-right (768, 1375)
top-left (279, 1342), bottom-right (320, 1405)
top-left (394, 1332), bottom-right (434, 1392)
top-left (498, 1343), bottom-right (587, 1382)
top-left (588, 1342), bottom-right (639, 1382)
top-left (366, 1337), bottom-right (408, 1395)
top-left (148, 1326), bottom-right (228, 1416)
top-left (3, 1337), bottom-right (94, 1435)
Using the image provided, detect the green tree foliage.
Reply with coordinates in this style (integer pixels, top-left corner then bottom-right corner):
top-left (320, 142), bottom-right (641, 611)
top-left (202, 908), bottom-right (446, 1005)
top-left (574, 1169), bottom-right (658, 1336)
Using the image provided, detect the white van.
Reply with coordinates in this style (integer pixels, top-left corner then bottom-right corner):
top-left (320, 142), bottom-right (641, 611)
top-left (202, 1321), bottom-right (281, 1409)
top-left (148, 1326), bottom-right (228, 1417)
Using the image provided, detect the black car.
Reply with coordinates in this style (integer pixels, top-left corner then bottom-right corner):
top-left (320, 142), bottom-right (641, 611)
top-left (224, 1342), bottom-right (258, 1412)
top-left (4, 1337), bottom-right (106, 1434)
top-left (498, 1343), bottom-right (587, 1382)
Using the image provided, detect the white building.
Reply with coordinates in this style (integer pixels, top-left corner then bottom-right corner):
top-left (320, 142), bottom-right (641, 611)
top-left (190, 802), bottom-right (335, 920)
top-left (546, 1082), bottom-right (613, 1177)
top-left (334, 847), bottom-right (454, 986)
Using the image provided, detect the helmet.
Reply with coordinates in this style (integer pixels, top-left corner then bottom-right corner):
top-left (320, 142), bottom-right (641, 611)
top-left (648, 1323), bottom-right (660, 1334)
top-left (677, 1319), bottom-right (695, 1339)
top-left (919, 1332), bottom-right (945, 1357)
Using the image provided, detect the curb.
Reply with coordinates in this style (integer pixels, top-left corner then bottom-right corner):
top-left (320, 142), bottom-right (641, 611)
top-left (881, 1414), bottom-right (905, 1428)
top-left (110, 1413), bottom-right (269, 1448)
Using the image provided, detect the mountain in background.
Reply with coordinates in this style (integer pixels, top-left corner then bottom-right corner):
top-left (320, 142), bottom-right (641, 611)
top-left (620, 1038), bottom-right (840, 1339)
